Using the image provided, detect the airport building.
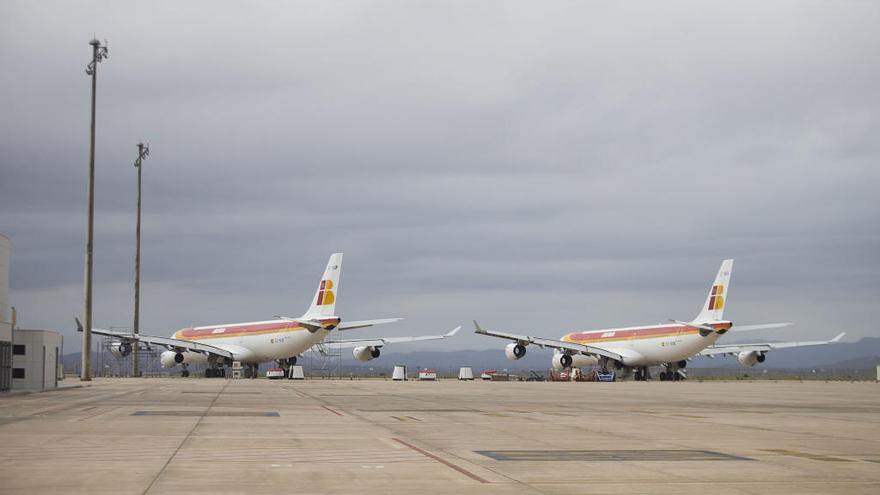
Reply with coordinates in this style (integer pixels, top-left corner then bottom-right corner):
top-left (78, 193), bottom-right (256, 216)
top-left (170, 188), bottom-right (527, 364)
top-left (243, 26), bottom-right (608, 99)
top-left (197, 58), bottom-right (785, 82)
top-left (11, 329), bottom-right (63, 390)
top-left (0, 234), bottom-right (64, 391)
top-left (1, 234), bottom-right (11, 391)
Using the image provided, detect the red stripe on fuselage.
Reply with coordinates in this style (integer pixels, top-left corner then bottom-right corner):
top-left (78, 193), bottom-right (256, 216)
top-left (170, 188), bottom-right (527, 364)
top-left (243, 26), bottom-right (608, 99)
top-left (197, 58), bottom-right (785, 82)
top-left (174, 318), bottom-right (340, 341)
top-left (563, 322), bottom-right (730, 344)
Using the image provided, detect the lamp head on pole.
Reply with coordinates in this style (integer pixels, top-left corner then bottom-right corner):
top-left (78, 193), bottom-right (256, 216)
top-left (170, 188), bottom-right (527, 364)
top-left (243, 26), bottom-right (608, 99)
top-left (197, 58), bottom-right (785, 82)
top-left (85, 39), bottom-right (109, 76)
top-left (135, 143), bottom-right (150, 168)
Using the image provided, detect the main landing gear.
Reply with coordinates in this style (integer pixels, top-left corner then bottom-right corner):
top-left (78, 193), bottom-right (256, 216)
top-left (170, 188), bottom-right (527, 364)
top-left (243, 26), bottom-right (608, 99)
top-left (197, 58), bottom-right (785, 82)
top-left (242, 363), bottom-right (259, 379)
top-left (180, 364), bottom-right (190, 378)
top-left (273, 357), bottom-right (298, 379)
top-left (633, 366), bottom-right (651, 381)
top-left (659, 360), bottom-right (688, 381)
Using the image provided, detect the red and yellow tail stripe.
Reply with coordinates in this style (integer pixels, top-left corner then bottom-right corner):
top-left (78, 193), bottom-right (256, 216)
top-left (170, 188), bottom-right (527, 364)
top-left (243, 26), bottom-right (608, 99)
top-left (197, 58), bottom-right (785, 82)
top-left (316, 279), bottom-right (335, 306)
top-left (708, 285), bottom-right (725, 310)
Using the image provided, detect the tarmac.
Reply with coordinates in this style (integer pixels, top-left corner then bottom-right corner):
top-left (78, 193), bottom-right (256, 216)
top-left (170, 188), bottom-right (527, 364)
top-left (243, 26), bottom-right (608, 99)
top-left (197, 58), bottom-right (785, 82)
top-left (0, 377), bottom-right (878, 494)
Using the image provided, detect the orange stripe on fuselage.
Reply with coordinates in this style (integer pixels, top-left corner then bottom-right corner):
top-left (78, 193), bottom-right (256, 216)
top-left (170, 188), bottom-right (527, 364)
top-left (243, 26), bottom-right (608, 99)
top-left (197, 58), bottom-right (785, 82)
top-left (173, 322), bottom-right (309, 341)
top-left (562, 323), bottom-right (731, 345)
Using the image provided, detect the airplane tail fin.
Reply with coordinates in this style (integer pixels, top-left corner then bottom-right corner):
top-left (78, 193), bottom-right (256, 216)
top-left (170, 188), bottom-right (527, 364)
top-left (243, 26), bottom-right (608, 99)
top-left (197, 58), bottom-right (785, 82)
top-left (693, 259), bottom-right (734, 323)
top-left (303, 253), bottom-right (343, 319)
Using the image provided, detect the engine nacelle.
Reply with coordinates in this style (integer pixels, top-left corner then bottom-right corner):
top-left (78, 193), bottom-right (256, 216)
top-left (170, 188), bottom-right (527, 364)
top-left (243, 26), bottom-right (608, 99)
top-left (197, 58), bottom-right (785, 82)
top-left (109, 342), bottom-right (132, 359)
top-left (505, 343), bottom-right (527, 361)
top-left (552, 353), bottom-right (573, 370)
top-left (160, 350), bottom-right (186, 368)
top-left (352, 346), bottom-right (381, 362)
top-left (737, 351), bottom-right (766, 367)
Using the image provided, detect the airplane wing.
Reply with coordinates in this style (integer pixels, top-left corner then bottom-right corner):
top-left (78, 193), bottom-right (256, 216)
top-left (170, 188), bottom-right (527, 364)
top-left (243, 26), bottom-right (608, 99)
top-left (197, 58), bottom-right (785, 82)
top-left (473, 321), bottom-right (624, 362)
top-left (699, 332), bottom-right (845, 357)
top-left (76, 318), bottom-right (234, 359)
top-left (323, 326), bottom-right (460, 349)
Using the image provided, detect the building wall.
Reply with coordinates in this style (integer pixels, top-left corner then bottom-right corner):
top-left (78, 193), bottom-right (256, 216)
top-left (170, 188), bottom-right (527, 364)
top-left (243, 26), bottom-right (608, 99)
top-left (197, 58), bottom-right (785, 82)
top-left (0, 234), bottom-right (10, 342)
top-left (0, 234), bottom-right (10, 391)
top-left (12, 329), bottom-right (63, 390)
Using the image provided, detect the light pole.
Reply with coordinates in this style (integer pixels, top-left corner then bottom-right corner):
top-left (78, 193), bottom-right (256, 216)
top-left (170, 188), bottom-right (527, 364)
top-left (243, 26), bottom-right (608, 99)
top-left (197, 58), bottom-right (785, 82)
top-left (132, 143), bottom-right (149, 377)
top-left (82, 38), bottom-right (108, 381)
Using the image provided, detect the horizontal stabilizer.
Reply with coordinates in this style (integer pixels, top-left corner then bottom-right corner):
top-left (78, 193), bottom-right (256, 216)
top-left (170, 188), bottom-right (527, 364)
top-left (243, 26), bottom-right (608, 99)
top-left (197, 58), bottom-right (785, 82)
top-left (337, 318), bottom-right (404, 331)
top-left (731, 322), bottom-right (793, 332)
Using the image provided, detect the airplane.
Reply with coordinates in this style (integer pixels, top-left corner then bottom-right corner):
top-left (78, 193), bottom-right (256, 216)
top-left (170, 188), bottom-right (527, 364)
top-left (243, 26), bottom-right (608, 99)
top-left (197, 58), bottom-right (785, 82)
top-left (474, 259), bottom-right (845, 381)
top-left (78, 253), bottom-right (460, 378)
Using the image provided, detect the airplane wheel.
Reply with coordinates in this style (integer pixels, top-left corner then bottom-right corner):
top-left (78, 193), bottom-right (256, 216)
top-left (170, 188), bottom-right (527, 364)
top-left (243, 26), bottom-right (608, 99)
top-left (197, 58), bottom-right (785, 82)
top-left (205, 368), bottom-right (214, 378)
top-left (181, 370), bottom-right (190, 378)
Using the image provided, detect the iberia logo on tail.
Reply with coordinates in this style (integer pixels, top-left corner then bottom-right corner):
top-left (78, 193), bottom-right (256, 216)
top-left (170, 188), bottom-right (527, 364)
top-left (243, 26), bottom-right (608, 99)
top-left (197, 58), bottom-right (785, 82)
top-left (316, 280), bottom-right (335, 306)
top-left (708, 285), bottom-right (724, 310)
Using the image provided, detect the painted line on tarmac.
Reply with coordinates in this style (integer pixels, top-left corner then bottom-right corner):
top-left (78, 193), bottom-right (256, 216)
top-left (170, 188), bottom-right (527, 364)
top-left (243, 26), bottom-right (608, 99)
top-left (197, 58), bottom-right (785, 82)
top-left (393, 438), bottom-right (490, 484)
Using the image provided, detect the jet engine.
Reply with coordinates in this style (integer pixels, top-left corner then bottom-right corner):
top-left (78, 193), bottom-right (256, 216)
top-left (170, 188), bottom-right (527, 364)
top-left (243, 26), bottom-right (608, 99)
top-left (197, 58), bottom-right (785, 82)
top-left (737, 351), bottom-right (766, 367)
top-left (353, 346), bottom-right (381, 362)
top-left (160, 350), bottom-right (186, 368)
top-left (505, 343), bottom-right (527, 361)
top-left (552, 353), bottom-right (573, 370)
top-left (109, 342), bottom-right (132, 359)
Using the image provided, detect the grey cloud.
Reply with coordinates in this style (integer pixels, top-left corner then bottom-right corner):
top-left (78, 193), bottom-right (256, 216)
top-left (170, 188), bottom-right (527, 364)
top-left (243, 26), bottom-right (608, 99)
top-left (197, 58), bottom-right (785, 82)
top-left (1, 1), bottom-right (879, 352)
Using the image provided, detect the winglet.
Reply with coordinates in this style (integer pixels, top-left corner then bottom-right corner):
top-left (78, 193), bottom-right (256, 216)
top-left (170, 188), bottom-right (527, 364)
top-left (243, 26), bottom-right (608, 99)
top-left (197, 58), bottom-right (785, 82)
top-left (75, 317), bottom-right (83, 332)
top-left (831, 332), bottom-right (846, 343)
top-left (473, 320), bottom-right (486, 334)
top-left (446, 326), bottom-right (462, 337)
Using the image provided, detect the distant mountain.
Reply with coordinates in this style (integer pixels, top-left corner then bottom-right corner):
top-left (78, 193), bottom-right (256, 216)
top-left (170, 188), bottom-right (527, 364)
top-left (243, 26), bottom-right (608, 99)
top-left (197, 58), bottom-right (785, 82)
top-left (822, 355), bottom-right (880, 369)
top-left (61, 337), bottom-right (880, 375)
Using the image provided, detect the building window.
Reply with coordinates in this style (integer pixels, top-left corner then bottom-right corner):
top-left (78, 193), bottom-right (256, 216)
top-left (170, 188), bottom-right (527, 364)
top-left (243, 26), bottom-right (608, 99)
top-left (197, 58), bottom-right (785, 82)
top-left (13, 345), bottom-right (25, 355)
top-left (12, 368), bottom-right (25, 379)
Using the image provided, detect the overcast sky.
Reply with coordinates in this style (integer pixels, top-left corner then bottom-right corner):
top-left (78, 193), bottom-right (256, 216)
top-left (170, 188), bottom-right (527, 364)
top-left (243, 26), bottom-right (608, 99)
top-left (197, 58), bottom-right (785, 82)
top-left (1, 1), bottom-right (878, 355)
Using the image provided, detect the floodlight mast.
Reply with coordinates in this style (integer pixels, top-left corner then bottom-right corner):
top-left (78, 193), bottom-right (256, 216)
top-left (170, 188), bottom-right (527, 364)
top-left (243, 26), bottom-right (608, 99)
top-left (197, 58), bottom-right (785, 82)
top-left (132, 143), bottom-right (149, 377)
top-left (82, 38), bottom-right (108, 381)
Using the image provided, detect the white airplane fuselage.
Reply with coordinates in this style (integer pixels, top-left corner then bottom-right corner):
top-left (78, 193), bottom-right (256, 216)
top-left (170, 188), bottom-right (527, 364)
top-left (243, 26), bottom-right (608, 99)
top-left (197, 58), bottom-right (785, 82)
top-left (161, 320), bottom-right (333, 367)
top-left (559, 322), bottom-right (731, 369)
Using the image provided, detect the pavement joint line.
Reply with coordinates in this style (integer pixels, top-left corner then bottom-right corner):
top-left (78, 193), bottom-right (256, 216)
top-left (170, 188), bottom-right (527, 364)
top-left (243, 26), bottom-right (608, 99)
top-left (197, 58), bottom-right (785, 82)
top-left (392, 437), bottom-right (491, 484)
top-left (760, 449), bottom-right (856, 462)
top-left (475, 450), bottom-right (752, 462)
top-left (1, 386), bottom-right (151, 426)
top-left (76, 406), bottom-right (116, 422)
top-left (321, 405), bottom-right (344, 416)
top-left (142, 381), bottom-right (230, 495)
top-left (618, 409), bottom-right (880, 447)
